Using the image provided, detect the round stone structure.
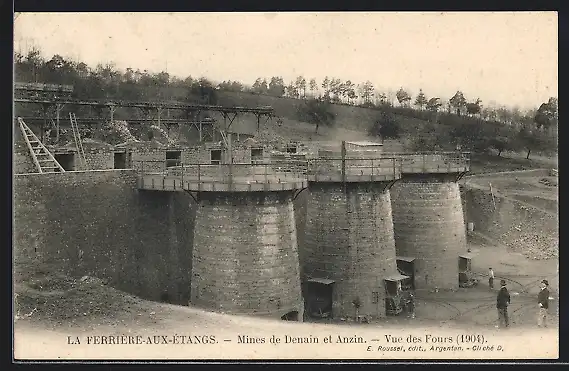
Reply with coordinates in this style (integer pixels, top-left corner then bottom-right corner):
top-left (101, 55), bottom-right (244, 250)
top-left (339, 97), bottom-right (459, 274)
top-left (302, 154), bottom-right (402, 319)
top-left (390, 172), bottom-right (469, 291)
top-left (191, 191), bottom-right (304, 319)
top-left (137, 162), bottom-right (307, 320)
top-left (304, 182), bottom-right (399, 319)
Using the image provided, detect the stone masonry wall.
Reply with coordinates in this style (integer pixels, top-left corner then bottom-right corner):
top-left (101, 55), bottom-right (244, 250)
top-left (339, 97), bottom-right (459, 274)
top-left (14, 141), bottom-right (39, 174)
top-left (182, 147), bottom-right (210, 164)
top-left (293, 190), bottom-right (308, 275)
top-left (131, 147), bottom-right (167, 171)
top-left (14, 151), bottom-right (36, 174)
top-left (391, 179), bottom-right (467, 290)
top-left (191, 191), bottom-right (304, 319)
top-left (13, 170), bottom-right (196, 305)
top-left (83, 149), bottom-right (114, 170)
top-left (304, 182), bottom-right (398, 319)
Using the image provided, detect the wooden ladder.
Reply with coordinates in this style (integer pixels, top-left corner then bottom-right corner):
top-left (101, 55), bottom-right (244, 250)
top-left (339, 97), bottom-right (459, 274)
top-left (18, 117), bottom-right (65, 173)
top-left (69, 112), bottom-right (89, 170)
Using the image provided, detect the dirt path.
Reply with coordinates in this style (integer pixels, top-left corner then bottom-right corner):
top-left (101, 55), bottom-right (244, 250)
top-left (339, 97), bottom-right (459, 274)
top-left (463, 181), bottom-right (556, 217)
top-left (502, 152), bottom-right (558, 167)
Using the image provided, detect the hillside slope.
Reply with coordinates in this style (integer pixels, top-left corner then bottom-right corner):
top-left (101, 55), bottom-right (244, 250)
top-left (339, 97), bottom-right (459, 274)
top-left (214, 91), bottom-right (422, 148)
top-left (146, 87), bottom-right (423, 146)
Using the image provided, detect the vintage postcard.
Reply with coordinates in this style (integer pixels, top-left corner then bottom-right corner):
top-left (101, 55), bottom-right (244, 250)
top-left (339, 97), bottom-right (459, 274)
top-left (13, 11), bottom-right (558, 361)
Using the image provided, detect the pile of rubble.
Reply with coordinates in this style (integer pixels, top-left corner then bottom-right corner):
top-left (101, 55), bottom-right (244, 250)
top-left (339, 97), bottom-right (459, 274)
top-left (253, 130), bottom-right (289, 145)
top-left (15, 273), bottom-right (142, 325)
top-left (149, 124), bottom-right (175, 146)
top-left (99, 120), bottom-right (139, 144)
top-left (502, 228), bottom-right (558, 260)
top-left (539, 178), bottom-right (558, 187)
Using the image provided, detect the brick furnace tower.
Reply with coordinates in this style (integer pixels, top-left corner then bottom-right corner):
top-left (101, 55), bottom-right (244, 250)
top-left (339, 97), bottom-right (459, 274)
top-left (302, 142), bottom-right (403, 319)
top-left (389, 152), bottom-right (470, 291)
top-left (138, 161), bottom-right (307, 320)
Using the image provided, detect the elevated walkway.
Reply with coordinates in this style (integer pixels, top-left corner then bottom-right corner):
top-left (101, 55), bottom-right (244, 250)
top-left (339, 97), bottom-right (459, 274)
top-left (306, 157), bottom-right (401, 182)
top-left (135, 152), bottom-right (470, 192)
top-left (136, 161), bottom-right (307, 192)
top-left (304, 152), bottom-right (470, 183)
top-left (381, 152), bottom-right (470, 174)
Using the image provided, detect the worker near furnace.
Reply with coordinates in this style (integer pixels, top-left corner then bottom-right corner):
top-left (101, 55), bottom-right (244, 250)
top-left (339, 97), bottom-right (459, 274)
top-left (496, 279), bottom-right (510, 328)
top-left (538, 279), bottom-right (550, 328)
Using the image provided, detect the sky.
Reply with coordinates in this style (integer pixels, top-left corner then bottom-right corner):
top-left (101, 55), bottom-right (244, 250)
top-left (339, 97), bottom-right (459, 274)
top-left (14, 12), bottom-right (558, 110)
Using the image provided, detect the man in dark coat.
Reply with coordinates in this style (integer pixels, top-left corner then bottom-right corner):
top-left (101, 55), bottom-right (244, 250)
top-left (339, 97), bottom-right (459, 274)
top-left (406, 291), bottom-right (415, 319)
top-left (496, 279), bottom-right (510, 328)
top-left (538, 279), bottom-right (550, 328)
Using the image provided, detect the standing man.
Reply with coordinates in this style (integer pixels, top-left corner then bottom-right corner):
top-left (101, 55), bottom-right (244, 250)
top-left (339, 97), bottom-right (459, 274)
top-left (406, 291), bottom-right (416, 319)
top-left (496, 279), bottom-right (510, 328)
top-left (489, 268), bottom-right (495, 290)
top-left (538, 279), bottom-right (550, 328)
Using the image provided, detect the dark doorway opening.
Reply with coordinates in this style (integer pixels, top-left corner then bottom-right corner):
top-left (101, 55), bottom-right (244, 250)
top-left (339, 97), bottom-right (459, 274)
top-left (166, 150), bottom-right (182, 168)
top-left (286, 145), bottom-right (297, 153)
top-left (305, 278), bottom-right (334, 319)
top-left (396, 256), bottom-right (416, 290)
top-left (160, 292), bottom-right (170, 303)
top-left (251, 147), bottom-right (263, 164)
top-left (458, 255), bottom-right (471, 272)
top-left (114, 152), bottom-right (127, 169)
top-left (210, 149), bottom-right (222, 165)
top-left (459, 254), bottom-right (478, 288)
top-left (281, 311), bottom-right (299, 321)
top-left (384, 274), bottom-right (409, 316)
top-left (54, 153), bottom-right (75, 171)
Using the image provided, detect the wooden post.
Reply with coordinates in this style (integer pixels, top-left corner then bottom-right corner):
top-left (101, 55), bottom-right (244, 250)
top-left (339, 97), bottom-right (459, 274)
top-left (55, 103), bottom-right (62, 144)
top-left (264, 163), bottom-right (268, 192)
top-left (157, 107), bottom-right (161, 129)
top-left (341, 140), bottom-right (346, 193)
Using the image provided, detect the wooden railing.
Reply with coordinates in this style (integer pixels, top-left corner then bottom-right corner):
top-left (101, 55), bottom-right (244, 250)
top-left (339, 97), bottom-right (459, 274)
top-left (134, 151), bottom-right (470, 190)
top-left (306, 157), bottom-right (401, 182)
top-left (134, 160), bottom-right (308, 191)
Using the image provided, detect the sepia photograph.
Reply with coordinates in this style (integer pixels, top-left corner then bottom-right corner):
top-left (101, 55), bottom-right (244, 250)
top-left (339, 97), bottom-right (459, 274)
top-left (12, 11), bottom-right (558, 361)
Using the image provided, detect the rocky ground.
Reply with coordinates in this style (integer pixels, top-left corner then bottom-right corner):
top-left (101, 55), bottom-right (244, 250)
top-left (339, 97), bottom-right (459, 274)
top-left (462, 169), bottom-right (558, 261)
